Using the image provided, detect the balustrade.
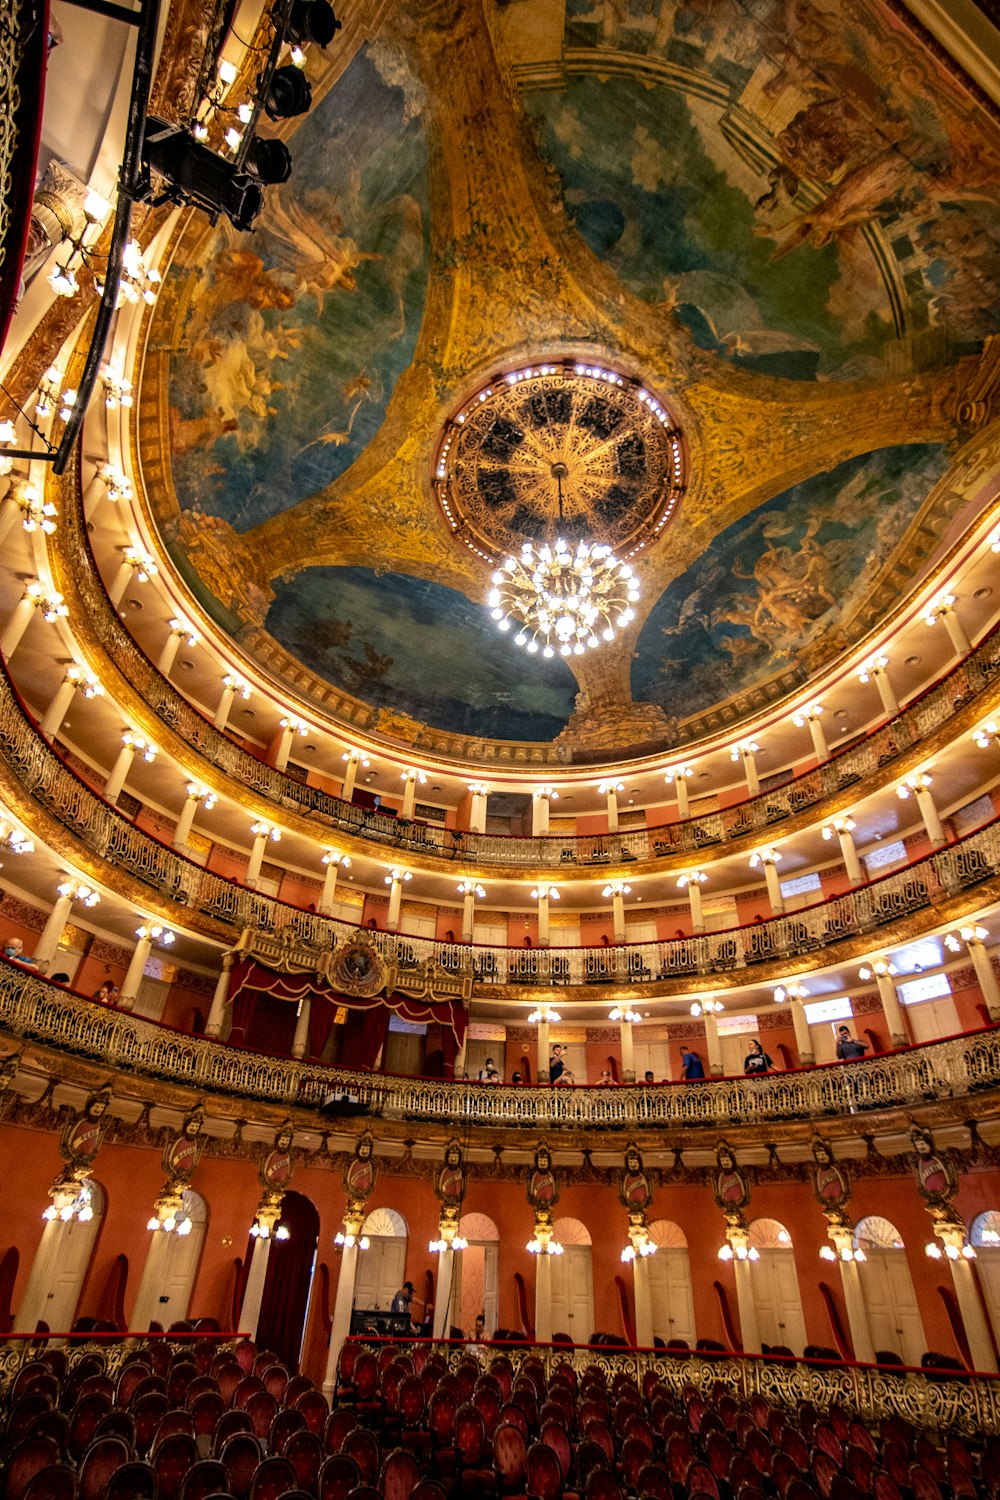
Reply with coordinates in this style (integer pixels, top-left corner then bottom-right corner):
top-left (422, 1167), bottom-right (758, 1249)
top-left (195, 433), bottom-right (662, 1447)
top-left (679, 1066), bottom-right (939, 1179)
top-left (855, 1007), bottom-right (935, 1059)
top-left (2, 961), bottom-right (999, 1131)
top-left (40, 452), bottom-right (1000, 870)
top-left (2, 653), bottom-right (1000, 984)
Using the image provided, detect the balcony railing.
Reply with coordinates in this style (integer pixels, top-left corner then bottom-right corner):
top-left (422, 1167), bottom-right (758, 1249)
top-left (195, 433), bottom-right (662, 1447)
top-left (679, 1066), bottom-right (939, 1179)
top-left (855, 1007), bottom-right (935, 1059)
top-left (1, 654), bottom-right (998, 984)
top-left (47, 450), bottom-right (1000, 869)
top-left (2, 962), bottom-right (998, 1128)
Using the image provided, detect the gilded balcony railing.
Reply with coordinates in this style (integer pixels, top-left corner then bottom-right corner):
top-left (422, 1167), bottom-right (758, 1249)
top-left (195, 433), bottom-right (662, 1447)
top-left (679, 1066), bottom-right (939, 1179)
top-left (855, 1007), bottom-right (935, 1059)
top-left (2, 960), bottom-right (999, 1127)
top-left (1, 651), bottom-right (999, 985)
top-left (47, 449), bottom-right (1000, 870)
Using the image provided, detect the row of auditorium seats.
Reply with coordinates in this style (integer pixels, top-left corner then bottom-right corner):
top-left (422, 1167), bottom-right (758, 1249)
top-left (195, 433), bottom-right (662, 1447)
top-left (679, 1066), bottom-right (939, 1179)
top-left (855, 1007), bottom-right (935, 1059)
top-left (0, 1333), bottom-right (994, 1500)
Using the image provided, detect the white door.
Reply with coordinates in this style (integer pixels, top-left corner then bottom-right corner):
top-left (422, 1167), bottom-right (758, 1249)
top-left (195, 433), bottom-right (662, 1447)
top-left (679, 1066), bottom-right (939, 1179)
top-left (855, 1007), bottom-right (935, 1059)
top-left (130, 1192), bottom-right (207, 1330)
top-left (133, 976), bottom-right (169, 1022)
top-left (748, 1250), bottom-right (808, 1352)
top-left (647, 1247), bottom-right (697, 1346)
top-left (906, 996), bottom-right (962, 1043)
top-left (15, 1183), bottom-right (105, 1334)
top-left (550, 1245), bottom-right (594, 1344)
top-left (453, 1241), bottom-right (499, 1337)
top-left (858, 1248), bottom-right (926, 1364)
top-left (811, 1024), bottom-right (840, 1065)
top-left (353, 1235), bottom-right (407, 1312)
top-left (634, 1040), bottom-right (671, 1081)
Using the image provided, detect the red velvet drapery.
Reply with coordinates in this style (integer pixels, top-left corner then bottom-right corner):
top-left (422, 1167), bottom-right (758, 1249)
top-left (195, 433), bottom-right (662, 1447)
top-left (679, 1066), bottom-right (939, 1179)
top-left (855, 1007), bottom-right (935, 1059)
top-left (250, 1190), bottom-right (320, 1370)
top-left (228, 958), bottom-right (467, 1068)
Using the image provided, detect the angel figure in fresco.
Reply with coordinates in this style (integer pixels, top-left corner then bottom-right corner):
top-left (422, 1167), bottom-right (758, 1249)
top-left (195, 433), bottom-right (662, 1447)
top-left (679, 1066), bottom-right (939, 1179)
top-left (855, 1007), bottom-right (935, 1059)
top-left (60, 1086), bottom-right (113, 1171)
top-left (161, 1107), bottom-right (205, 1189)
top-left (713, 1140), bottom-right (750, 1217)
top-left (259, 1119), bottom-right (295, 1193)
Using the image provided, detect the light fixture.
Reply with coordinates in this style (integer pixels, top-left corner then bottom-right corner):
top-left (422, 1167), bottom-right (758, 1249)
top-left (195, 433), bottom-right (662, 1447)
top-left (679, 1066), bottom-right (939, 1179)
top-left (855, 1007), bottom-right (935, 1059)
top-left (334, 1230), bottom-right (370, 1251)
top-left (748, 847), bottom-right (781, 868)
top-left (120, 546), bottom-right (158, 582)
top-left (44, 1180), bottom-right (95, 1223)
top-left (822, 817), bottom-right (855, 839)
top-left (690, 996), bottom-right (723, 1017)
top-left (731, 740), bottom-right (760, 761)
top-left (385, 867), bottom-right (411, 885)
top-left (664, 765), bottom-right (693, 784)
top-left (0, 816), bottom-right (34, 855)
top-left (528, 1006), bottom-right (560, 1024)
top-left (858, 655), bottom-right (889, 682)
top-left (922, 594), bottom-right (956, 627)
top-left (322, 850), bottom-right (350, 868)
top-left (144, 116), bottom-right (264, 233)
top-left (774, 981), bottom-right (807, 1004)
top-left (602, 881), bottom-right (631, 898)
top-left (717, 1244), bottom-right (758, 1262)
top-left (598, 780), bottom-right (624, 795)
top-left (136, 923), bottom-right (174, 946)
top-left (531, 884), bottom-right (559, 901)
top-left (457, 881), bottom-right (485, 899)
top-left (925, 1241), bottom-right (975, 1261)
top-left (15, 484), bottom-right (58, 534)
top-left (57, 879), bottom-right (100, 908)
top-left (527, 1237), bottom-right (563, 1255)
top-left (223, 673), bottom-right (252, 699)
top-left (897, 771), bottom-right (932, 798)
top-left (264, 65), bottom-right (312, 119)
top-left (792, 703), bottom-right (823, 726)
top-left (168, 617), bottom-right (200, 646)
top-left (101, 372), bottom-right (133, 408)
top-left (676, 870), bottom-right (706, 889)
top-left (430, 1235), bottom-right (468, 1253)
top-left (251, 821), bottom-right (281, 842)
top-left (858, 957), bottom-right (897, 979)
top-left (287, 0), bottom-right (341, 46)
top-left (819, 1244), bottom-right (866, 1263)
top-left (973, 721), bottom-right (999, 749)
top-left (609, 1006), bottom-right (641, 1023)
top-left (343, 748), bottom-right (370, 768)
top-left (487, 459), bottom-right (639, 657)
top-left (945, 925), bottom-right (988, 952)
top-left (621, 1241), bottom-right (657, 1262)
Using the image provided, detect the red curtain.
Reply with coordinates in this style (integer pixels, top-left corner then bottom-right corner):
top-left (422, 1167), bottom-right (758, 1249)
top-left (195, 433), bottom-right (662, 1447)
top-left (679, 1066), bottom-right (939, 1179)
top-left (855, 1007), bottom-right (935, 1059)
top-left (253, 1191), bottom-right (320, 1370)
top-left (229, 986), bottom-right (258, 1046)
top-left (308, 999), bottom-right (336, 1060)
top-left (339, 1005), bottom-right (390, 1069)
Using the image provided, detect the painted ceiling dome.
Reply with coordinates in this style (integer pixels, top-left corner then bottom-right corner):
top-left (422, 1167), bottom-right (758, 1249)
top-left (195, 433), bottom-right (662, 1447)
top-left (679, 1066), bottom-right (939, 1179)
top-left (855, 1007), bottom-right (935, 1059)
top-left (134, 0), bottom-right (1000, 763)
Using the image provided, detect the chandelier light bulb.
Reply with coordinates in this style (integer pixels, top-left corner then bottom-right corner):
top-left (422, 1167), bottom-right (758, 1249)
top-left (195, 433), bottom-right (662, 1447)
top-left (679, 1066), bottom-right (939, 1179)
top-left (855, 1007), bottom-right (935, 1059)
top-left (487, 535), bottom-right (640, 657)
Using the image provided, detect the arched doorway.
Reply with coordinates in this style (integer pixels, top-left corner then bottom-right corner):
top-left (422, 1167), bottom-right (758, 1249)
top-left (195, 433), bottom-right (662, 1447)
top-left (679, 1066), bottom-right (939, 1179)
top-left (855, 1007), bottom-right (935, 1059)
top-left (747, 1218), bottom-right (807, 1353)
top-left (854, 1215), bottom-right (925, 1365)
top-left (646, 1219), bottom-right (696, 1347)
top-left (550, 1217), bottom-right (593, 1344)
top-left (353, 1207), bottom-right (408, 1315)
top-left (130, 1190), bottom-right (208, 1331)
top-left (969, 1211), bottom-right (1000, 1346)
top-left (15, 1180), bottom-right (106, 1334)
top-left (256, 1191), bottom-right (320, 1370)
top-left (451, 1212), bottom-right (499, 1337)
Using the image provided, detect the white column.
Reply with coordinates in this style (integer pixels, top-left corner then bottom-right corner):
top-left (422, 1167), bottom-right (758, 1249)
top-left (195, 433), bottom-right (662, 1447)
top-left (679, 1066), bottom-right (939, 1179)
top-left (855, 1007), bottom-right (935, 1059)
top-left (105, 733), bottom-right (156, 804)
top-left (400, 769), bottom-right (425, 819)
top-left (731, 743), bottom-right (761, 797)
top-left (678, 872), bottom-right (706, 932)
top-left (859, 658), bottom-right (898, 717)
top-left (433, 1247), bottom-right (456, 1339)
top-left (319, 852), bottom-right (350, 915)
top-left (533, 885), bottom-right (557, 947)
top-left (323, 1242), bottom-right (360, 1399)
top-left (619, 1016), bottom-right (635, 1082)
top-left (824, 817), bottom-right (864, 885)
top-left (247, 823), bottom-right (279, 888)
top-left (205, 954), bottom-right (235, 1037)
top-left (898, 774), bottom-right (945, 846)
top-left (536, 1015), bottom-right (551, 1082)
top-left (453, 1032), bottom-right (468, 1080)
top-left (33, 890), bottom-right (78, 968)
top-left (789, 996), bottom-right (814, 1066)
top-left (214, 675), bottom-right (249, 731)
top-left (157, 619), bottom-right (198, 678)
top-left (961, 930), bottom-right (1000, 1022)
top-left (794, 706), bottom-right (829, 763)
top-left (750, 851), bottom-right (784, 914)
top-left (341, 750), bottom-right (369, 802)
top-left (632, 1253), bottom-right (654, 1348)
top-left (824, 1233), bottom-right (875, 1365)
top-left (14, 1218), bottom-right (66, 1332)
top-left (108, 548), bottom-right (157, 608)
top-left (534, 1251), bottom-right (553, 1344)
top-left (925, 596), bottom-right (971, 657)
top-left (665, 767), bottom-right (692, 820)
top-left (458, 882), bottom-right (483, 944)
top-left (173, 785), bottom-right (215, 850)
top-left (950, 1255), bottom-right (997, 1371)
top-left (120, 931), bottom-right (154, 1010)
top-left (39, 672), bottom-right (79, 738)
top-left (704, 1013), bottom-right (722, 1077)
top-left (385, 869), bottom-right (410, 931)
top-left (0, 493), bottom-right (21, 549)
top-left (275, 716), bottom-right (308, 771)
top-left (862, 960), bottom-right (909, 1047)
top-left (468, 784), bottom-right (488, 834)
top-left (605, 882), bottom-right (629, 943)
top-left (240, 1235), bottom-right (273, 1340)
top-left (119, 924), bottom-right (173, 1010)
top-left (600, 781), bottom-right (623, 832)
top-left (1, 584), bottom-right (65, 660)
top-left (291, 996), bottom-right (312, 1059)
top-left (732, 1251), bottom-right (761, 1354)
top-left (532, 788), bottom-right (555, 836)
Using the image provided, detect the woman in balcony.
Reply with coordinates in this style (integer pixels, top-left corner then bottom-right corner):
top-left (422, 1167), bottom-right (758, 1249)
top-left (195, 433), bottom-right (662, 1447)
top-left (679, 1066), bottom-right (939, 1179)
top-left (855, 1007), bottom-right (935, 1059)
top-left (744, 1039), bottom-right (773, 1075)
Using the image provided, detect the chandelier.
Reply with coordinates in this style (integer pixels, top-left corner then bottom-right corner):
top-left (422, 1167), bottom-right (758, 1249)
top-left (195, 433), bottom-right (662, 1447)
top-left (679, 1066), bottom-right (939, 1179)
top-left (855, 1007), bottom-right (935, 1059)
top-left (487, 463), bottom-right (639, 658)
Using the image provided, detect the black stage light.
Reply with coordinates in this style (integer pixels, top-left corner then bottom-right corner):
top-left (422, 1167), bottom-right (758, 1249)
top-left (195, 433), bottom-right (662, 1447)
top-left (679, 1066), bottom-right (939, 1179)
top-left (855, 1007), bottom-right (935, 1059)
top-left (245, 137), bottom-right (293, 184)
top-left (144, 118), bottom-right (264, 232)
top-left (264, 64), bottom-right (312, 119)
top-left (287, 0), bottom-right (341, 47)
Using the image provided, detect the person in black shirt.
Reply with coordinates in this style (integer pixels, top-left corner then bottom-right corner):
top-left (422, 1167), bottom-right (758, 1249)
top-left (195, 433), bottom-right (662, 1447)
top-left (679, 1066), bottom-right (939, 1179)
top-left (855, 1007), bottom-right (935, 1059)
top-left (836, 1026), bottom-right (869, 1060)
top-left (743, 1039), bottom-right (773, 1075)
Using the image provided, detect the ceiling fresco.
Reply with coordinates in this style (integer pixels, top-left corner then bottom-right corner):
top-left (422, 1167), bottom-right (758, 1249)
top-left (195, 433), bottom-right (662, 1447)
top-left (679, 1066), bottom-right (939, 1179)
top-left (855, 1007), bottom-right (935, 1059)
top-left (139, 0), bottom-right (1000, 757)
top-left (631, 442), bottom-right (951, 720)
top-left (264, 568), bottom-right (579, 741)
top-left (161, 42), bottom-right (430, 530)
top-left (518, 0), bottom-right (1000, 381)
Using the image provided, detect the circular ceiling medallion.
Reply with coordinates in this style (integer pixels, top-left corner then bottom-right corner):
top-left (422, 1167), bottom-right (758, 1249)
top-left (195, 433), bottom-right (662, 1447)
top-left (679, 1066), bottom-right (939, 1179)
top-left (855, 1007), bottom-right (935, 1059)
top-left (434, 360), bottom-right (685, 563)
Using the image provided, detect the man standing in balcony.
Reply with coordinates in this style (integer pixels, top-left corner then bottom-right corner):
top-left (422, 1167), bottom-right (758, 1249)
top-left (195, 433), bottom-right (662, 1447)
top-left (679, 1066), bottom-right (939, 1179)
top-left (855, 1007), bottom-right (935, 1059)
top-left (835, 1026), bottom-right (868, 1060)
top-left (680, 1046), bottom-right (705, 1079)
